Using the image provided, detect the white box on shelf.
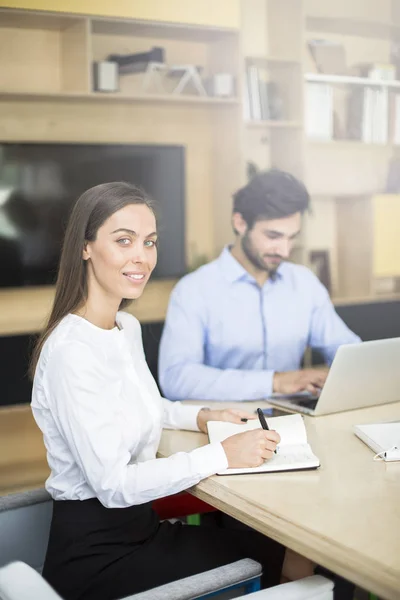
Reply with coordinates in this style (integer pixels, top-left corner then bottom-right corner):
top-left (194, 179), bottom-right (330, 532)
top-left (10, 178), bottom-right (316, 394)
top-left (93, 61), bottom-right (119, 92)
top-left (210, 73), bottom-right (235, 97)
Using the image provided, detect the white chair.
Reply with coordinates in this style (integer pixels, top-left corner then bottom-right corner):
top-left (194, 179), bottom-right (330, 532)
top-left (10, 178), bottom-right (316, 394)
top-left (0, 489), bottom-right (51, 572)
top-left (0, 562), bottom-right (334, 600)
top-left (0, 489), bottom-right (334, 599)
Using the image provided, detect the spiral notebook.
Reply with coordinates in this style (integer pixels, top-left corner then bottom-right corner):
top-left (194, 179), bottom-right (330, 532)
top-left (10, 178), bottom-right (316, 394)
top-left (207, 414), bottom-right (320, 475)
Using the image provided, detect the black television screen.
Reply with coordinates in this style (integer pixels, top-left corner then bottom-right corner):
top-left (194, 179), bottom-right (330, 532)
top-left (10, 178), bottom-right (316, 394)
top-left (0, 143), bottom-right (185, 287)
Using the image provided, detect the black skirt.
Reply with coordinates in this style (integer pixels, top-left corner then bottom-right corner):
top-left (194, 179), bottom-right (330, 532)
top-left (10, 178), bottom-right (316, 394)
top-left (43, 498), bottom-right (285, 600)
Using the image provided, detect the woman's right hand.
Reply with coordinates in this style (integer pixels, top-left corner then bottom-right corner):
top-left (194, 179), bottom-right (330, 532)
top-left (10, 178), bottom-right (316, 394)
top-left (221, 429), bottom-right (280, 469)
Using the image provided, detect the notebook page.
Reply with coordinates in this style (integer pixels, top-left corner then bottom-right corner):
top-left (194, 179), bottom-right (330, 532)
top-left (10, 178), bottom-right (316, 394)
top-left (219, 444), bottom-right (320, 475)
top-left (207, 413), bottom-right (308, 448)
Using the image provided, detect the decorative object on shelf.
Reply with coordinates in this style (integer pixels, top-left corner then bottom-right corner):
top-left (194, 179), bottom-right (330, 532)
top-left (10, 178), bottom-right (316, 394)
top-left (105, 47), bottom-right (168, 94)
top-left (266, 82), bottom-right (283, 120)
top-left (205, 73), bottom-right (235, 98)
top-left (309, 250), bottom-right (332, 293)
top-left (347, 86), bottom-right (388, 144)
top-left (308, 39), bottom-right (346, 75)
top-left (167, 65), bottom-right (207, 96)
top-left (93, 61), bottom-right (119, 92)
top-left (386, 158), bottom-right (400, 192)
top-left (141, 62), bottom-right (168, 93)
top-left (351, 62), bottom-right (396, 81)
top-left (107, 47), bottom-right (165, 74)
top-left (246, 161), bottom-right (260, 181)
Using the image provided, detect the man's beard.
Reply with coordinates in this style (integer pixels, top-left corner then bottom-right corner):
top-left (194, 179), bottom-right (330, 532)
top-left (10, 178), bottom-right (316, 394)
top-left (241, 232), bottom-right (282, 276)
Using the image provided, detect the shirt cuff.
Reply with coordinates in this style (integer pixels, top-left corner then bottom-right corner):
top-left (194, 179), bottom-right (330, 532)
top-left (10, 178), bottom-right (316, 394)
top-left (189, 441), bottom-right (229, 478)
top-left (178, 404), bottom-right (205, 431)
top-left (162, 399), bottom-right (205, 431)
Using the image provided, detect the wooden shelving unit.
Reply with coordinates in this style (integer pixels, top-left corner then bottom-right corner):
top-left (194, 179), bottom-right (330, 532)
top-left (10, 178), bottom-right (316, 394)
top-left (241, 0), bottom-right (400, 302)
top-left (0, 5), bottom-right (244, 332)
top-left (241, 0), bottom-right (306, 262)
top-left (0, 90), bottom-right (240, 105)
top-left (245, 55), bottom-right (301, 66)
top-left (1, 0), bottom-right (400, 332)
top-left (245, 119), bottom-right (302, 128)
top-left (306, 16), bottom-right (400, 41)
top-left (305, 73), bottom-right (400, 88)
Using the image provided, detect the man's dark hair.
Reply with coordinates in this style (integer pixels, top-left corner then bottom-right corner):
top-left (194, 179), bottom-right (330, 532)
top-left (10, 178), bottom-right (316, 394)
top-left (233, 169), bottom-right (310, 229)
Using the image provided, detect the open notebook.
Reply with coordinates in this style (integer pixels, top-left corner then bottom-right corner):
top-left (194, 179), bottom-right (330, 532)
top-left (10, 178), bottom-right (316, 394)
top-left (207, 413), bottom-right (320, 475)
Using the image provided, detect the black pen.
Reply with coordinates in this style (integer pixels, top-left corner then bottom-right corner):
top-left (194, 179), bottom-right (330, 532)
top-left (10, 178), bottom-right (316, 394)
top-left (257, 408), bottom-right (277, 453)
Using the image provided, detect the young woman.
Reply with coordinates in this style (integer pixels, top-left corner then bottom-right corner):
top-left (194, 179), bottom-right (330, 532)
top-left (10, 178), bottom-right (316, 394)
top-left (30, 182), bottom-right (283, 600)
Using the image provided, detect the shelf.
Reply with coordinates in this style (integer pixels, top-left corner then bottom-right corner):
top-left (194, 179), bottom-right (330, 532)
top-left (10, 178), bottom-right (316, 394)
top-left (91, 16), bottom-right (238, 42)
top-left (307, 139), bottom-right (393, 149)
top-left (306, 16), bottom-right (400, 41)
top-left (0, 90), bottom-right (240, 106)
top-left (0, 8), bottom-right (78, 30)
top-left (245, 55), bottom-right (300, 67)
top-left (305, 73), bottom-right (400, 88)
top-left (0, 280), bottom-right (178, 336)
top-left (332, 292), bottom-right (400, 307)
top-left (245, 120), bottom-right (302, 129)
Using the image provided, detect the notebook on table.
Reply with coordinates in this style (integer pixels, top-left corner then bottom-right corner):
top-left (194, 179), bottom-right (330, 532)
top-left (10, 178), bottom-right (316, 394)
top-left (207, 414), bottom-right (320, 475)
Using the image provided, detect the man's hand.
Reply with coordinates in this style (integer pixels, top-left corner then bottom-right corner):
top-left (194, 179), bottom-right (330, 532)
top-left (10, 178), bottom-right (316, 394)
top-left (273, 368), bottom-right (329, 395)
top-left (196, 408), bottom-right (257, 434)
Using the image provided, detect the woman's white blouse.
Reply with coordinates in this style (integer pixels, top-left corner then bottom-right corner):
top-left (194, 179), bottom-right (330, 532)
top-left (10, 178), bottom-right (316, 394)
top-left (31, 312), bottom-right (228, 508)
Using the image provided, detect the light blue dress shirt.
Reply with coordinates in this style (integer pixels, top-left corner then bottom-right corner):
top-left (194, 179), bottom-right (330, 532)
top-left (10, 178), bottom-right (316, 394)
top-left (159, 247), bottom-right (360, 401)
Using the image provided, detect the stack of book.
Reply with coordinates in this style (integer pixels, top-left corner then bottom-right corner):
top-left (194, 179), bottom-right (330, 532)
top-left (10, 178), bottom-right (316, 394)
top-left (347, 87), bottom-right (388, 144)
top-left (244, 65), bottom-right (281, 122)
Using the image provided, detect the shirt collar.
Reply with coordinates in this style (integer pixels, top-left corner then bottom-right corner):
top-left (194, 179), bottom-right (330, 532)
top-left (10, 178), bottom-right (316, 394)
top-left (217, 246), bottom-right (284, 284)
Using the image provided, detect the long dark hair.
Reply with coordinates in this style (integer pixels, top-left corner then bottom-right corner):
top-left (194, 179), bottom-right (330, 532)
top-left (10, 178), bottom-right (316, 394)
top-left (29, 181), bottom-right (156, 379)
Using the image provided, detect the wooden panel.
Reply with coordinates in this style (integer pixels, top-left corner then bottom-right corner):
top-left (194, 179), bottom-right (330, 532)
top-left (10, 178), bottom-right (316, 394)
top-left (270, 129), bottom-right (305, 179)
top-left (0, 280), bottom-right (177, 336)
top-left (336, 196), bottom-right (373, 298)
top-left (0, 1), bottom-right (241, 29)
top-left (267, 0), bottom-right (305, 58)
top-left (305, 144), bottom-right (392, 196)
top-left (241, 0), bottom-right (269, 57)
top-left (0, 24), bottom-right (61, 92)
top-left (0, 9), bottom-right (74, 29)
top-left (61, 18), bottom-right (91, 92)
top-left (372, 194), bottom-right (400, 278)
top-left (210, 107), bottom-right (244, 253)
top-left (305, 0), bottom-right (392, 23)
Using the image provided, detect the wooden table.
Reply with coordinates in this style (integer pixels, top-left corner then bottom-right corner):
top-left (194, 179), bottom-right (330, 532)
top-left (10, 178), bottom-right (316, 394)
top-left (158, 401), bottom-right (400, 600)
top-left (1, 401), bottom-right (399, 598)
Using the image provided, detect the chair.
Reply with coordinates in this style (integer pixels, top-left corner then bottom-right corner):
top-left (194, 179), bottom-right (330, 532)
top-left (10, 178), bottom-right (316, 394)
top-left (0, 562), bottom-right (334, 600)
top-left (153, 491), bottom-right (216, 525)
top-left (0, 489), bottom-right (335, 600)
top-left (0, 489), bottom-right (261, 598)
top-left (0, 489), bottom-right (51, 572)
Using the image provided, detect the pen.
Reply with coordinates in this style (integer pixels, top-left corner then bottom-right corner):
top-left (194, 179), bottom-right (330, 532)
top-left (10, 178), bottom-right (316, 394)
top-left (257, 408), bottom-right (277, 453)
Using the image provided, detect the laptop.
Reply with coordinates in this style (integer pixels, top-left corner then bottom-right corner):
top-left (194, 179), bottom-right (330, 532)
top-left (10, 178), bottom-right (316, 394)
top-left (267, 338), bottom-right (400, 416)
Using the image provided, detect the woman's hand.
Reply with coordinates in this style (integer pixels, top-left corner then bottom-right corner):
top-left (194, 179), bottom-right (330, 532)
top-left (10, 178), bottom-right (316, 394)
top-left (222, 429), bottom-right (280, 468)
top-left (196, 408), bottom-right (257, 434)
